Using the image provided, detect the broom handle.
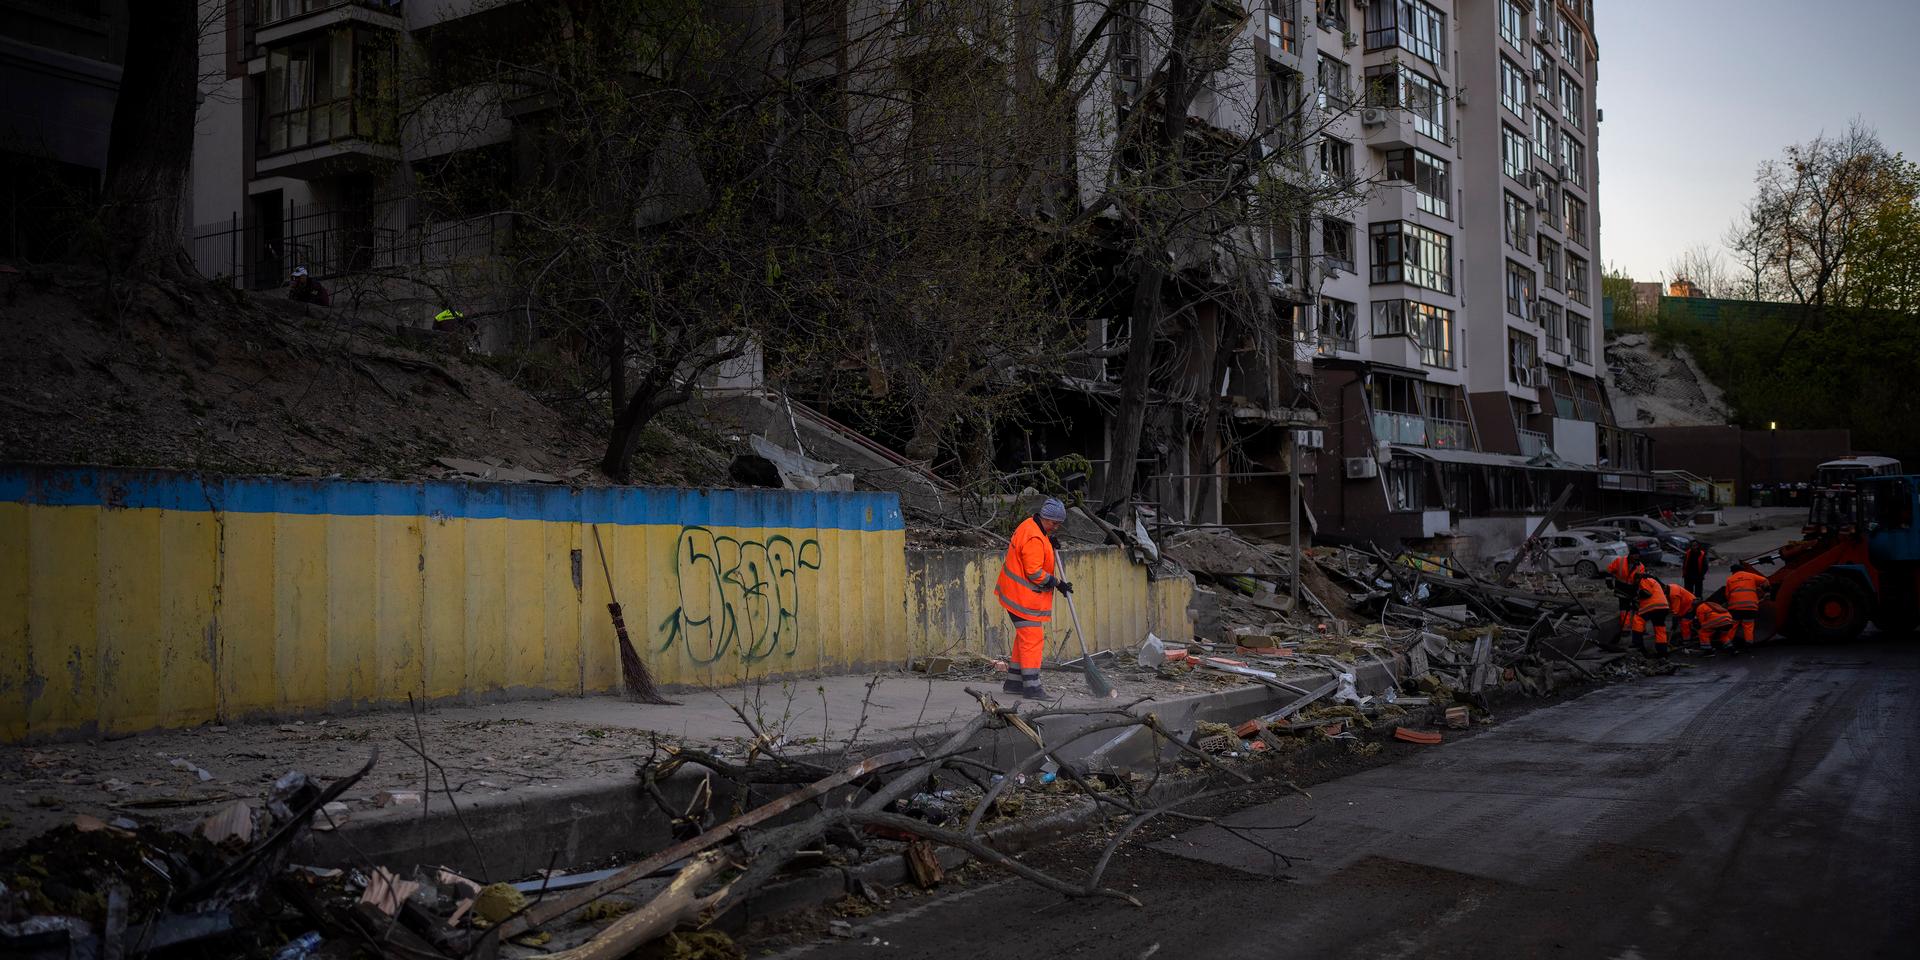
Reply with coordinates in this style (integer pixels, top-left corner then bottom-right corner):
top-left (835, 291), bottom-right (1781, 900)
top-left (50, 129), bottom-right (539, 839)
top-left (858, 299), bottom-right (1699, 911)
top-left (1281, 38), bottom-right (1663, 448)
top-left (591, 524), bottom-right (618, 599)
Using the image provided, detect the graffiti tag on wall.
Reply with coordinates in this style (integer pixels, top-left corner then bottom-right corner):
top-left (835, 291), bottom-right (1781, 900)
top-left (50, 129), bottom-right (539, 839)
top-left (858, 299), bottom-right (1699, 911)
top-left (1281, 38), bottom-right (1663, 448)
top-left (659, 527), bottom-right (824, 664)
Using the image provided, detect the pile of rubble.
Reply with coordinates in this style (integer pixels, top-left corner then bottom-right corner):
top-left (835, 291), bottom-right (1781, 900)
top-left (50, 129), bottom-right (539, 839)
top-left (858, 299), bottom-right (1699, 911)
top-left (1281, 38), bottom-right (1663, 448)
top-left (1164, 528), bottom-right (1652, 726)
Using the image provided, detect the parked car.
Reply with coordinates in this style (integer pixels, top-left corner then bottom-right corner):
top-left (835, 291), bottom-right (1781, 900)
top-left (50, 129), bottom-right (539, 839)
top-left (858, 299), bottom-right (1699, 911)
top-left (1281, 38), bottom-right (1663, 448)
top-left (1568, 526), bottom-right (1664, 567)
top-left (1586, 515), bottom-right (1696, 554)
top-left (1490, 530), bottom-right (1629, 578)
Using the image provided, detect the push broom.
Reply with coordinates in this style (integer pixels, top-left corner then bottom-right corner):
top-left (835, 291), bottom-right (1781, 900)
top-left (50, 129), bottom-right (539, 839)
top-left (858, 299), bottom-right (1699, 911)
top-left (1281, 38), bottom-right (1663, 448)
top-left (592, 524), bottom-right (675, 705)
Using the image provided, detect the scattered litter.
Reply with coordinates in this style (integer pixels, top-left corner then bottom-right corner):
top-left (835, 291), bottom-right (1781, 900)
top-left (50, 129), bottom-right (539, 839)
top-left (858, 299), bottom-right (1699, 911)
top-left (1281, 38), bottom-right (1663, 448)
top-left (358, 867), bottom-right (422, 917)
top-left (169, 758), bottom-right (214, 782)
top-left (197, 801), bottom-right (254, 844)
top-left (1393, 728), bottom-right (1444, 745)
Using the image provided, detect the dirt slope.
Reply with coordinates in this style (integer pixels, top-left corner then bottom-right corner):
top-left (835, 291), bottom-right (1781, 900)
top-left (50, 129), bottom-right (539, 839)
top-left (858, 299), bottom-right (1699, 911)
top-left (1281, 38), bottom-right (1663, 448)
top-left (0, 266), bottom-right (723, 484)
top-left (1604, 332), bottom-right (1732, 427)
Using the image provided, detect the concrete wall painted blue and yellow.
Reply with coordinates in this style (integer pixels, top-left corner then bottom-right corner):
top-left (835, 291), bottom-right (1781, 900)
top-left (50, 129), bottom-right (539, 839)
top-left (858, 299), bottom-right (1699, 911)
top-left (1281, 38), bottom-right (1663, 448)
top-left (0, 466), bottom-right (907, 742)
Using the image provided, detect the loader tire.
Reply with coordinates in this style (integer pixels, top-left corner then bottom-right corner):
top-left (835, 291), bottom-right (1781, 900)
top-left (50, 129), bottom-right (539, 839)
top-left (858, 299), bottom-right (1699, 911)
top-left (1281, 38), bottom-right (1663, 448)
top-left (1790, 573), bottom-right (1872, 643)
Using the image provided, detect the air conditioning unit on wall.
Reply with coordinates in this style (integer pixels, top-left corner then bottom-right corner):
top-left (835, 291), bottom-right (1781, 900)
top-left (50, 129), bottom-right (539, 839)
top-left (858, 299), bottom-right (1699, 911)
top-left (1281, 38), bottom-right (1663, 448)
top-left (1345, 456), bottom-right (1379, 479)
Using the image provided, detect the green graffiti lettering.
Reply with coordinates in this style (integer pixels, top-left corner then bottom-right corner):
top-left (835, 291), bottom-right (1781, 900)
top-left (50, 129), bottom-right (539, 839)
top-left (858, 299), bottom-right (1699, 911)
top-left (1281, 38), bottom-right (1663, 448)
top-left (658, 527), bottom-right (823, 665)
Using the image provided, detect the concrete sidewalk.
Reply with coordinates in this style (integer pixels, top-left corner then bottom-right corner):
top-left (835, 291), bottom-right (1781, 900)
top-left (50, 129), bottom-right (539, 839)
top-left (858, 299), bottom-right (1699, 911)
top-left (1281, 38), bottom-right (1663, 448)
top-left (5, 660), bottom-right (1366, 877)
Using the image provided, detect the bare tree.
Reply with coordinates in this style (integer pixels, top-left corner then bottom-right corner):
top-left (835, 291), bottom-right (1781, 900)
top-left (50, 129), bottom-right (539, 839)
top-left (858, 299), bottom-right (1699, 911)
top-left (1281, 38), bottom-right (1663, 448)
top-left (1665, 243), bottom-right (1728, 298)
top-left (1741, 121), bottom-right (1902, 356)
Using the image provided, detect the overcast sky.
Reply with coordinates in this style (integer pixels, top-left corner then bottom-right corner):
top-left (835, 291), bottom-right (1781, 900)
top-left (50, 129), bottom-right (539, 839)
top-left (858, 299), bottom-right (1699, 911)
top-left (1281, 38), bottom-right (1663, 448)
top-left (1595, 0), bottom-right (1920, 283)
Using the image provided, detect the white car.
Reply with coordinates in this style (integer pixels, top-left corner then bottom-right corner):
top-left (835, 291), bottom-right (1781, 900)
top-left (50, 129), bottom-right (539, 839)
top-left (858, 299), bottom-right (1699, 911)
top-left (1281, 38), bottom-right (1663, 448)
top-left (1490, 530), bottom-right (1629, 578)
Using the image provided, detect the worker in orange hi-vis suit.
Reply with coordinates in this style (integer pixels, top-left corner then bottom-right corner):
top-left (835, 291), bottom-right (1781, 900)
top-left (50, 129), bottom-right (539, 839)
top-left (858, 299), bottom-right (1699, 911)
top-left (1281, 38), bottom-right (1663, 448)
top-left (995, 498), bottom-right (1071, 699)
top-left (1725, 562), bottom-right (1771, 649)
top-left (1603, 556), bottom-right (1645, 631)
top-left (1694, 600), bottom-right (1738, 655)
top-left (1665, 583), bottom-right (1702, 652)
top-left (1636, 574), bottom-right (1672, 657)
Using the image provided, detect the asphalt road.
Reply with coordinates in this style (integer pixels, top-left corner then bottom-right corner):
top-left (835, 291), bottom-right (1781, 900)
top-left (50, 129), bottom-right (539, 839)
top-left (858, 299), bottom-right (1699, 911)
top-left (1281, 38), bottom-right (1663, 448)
top-left (768, 642), bottom-right (1920, 960)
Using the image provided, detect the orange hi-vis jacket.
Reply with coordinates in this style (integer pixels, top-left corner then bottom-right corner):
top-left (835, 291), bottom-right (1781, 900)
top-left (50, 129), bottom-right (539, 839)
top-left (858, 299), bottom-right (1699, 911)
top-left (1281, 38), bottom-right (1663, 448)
top-left (1606, 555), bottom-right (1642, 585)
top-left (1666, 584), bottom-right (1698, 619)
top-left (1636, 575), bottom-right (1670, 615)
top-left (1726, 570), bottom-right (1768, 612)
top-left (996, 517), bottom-right (1058, 623)
top-left (1695, 601), bottom-right (1734, 630)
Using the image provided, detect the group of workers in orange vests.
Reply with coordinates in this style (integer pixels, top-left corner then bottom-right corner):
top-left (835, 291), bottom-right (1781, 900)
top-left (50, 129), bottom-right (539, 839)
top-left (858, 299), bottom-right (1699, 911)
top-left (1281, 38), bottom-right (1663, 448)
top-left (1603, 546), bottom-right (1772, 656)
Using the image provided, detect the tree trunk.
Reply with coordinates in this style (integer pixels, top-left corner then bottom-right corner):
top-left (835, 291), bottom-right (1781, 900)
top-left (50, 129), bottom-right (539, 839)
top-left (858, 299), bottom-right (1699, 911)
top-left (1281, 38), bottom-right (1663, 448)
top-left (601, 370), bottom-right (669, 482)
top-left (101, 0), bottom-right (200, 282)
top-left (1098, 262), bottom-right (1166, 507)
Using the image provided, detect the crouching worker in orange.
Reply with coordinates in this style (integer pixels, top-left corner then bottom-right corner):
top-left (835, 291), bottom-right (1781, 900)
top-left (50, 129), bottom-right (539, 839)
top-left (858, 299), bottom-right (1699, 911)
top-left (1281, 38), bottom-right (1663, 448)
top-left (1603, 556), bottom-right (1645, 632)
top-left (1694, 600), bottom-right (1739, 655)
top-left (1636, 574), bottom-right (1671, 657)
top-left (1665, 582), bottom-right (1703, 653)
top-left (1725, 562), bottom-right (1770, 648)
top-left (996, 498), bottom-right (1072, 699)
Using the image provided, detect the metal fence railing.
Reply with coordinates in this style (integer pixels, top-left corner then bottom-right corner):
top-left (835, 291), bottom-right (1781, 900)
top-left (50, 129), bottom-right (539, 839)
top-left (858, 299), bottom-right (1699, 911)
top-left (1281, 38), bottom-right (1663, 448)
top-left (191, 207), bottom-right (510, 290)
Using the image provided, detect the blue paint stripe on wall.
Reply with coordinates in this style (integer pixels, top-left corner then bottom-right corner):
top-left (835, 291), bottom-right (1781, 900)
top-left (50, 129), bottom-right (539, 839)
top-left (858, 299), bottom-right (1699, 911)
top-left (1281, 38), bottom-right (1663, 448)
top-left (0, 466), bottom-right (905, 531)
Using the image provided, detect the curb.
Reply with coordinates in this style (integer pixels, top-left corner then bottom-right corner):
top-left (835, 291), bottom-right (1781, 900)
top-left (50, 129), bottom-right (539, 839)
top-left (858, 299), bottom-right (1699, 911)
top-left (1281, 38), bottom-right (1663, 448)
top-left (296, 660), bottom-right (1408, 878)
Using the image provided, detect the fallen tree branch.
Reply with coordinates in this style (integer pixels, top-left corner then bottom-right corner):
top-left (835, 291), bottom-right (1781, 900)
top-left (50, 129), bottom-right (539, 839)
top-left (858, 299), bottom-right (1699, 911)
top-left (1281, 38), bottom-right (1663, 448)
top-left (492, 747), bottom-right (918, 942)
top-left (540, 851), bottom-right (734, 960)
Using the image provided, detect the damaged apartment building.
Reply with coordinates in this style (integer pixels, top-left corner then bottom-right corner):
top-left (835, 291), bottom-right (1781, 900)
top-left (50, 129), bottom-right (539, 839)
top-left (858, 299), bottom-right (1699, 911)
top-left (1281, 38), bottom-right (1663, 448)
top-left (166, 0), bottom-right (1653, 547)
top-left (1011, 0), bottom-right (1655, 549)
top-left (1287, 0), bottom-right (1653, 549)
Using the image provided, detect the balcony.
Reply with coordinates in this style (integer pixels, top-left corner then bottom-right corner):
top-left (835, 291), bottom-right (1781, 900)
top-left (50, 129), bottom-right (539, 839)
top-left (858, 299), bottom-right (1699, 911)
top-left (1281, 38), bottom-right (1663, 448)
top-left (255, 27), bottom-right (399, 178)
top-left (1518, 429), bottom-right (1549, 458)
top-left (1427, 417), bottom-right (1469, 449)
top-left (254, 0), bottom-right (402, 45)
top-left (1372, 411), bottom-right (1427, 446)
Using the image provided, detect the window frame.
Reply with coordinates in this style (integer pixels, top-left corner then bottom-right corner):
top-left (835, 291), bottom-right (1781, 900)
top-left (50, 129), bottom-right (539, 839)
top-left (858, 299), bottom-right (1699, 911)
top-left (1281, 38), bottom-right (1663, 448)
top-left (1558, 71), bottom-right (1584, 128)
top-left (1364, 0), bottom-right (1447, 68)
top-left (1566, 253), bottom-right (1591, 305)
top-left (1501, 123), bottom-right (1530, 182)
top-left (1319, 136), bottom-right (1354, 180)
top-left (1505, 259), bottom-right (1536, 319)
top-left (1383, 147), bottom-right (1450, 219)
top-left (1498, 0), bottom-right (1525, 49)
top-left (1369, 220), bottom-right (1453, 294)
top-left (1371, 299), bottom-right (1455, 368)
top-left (1324, 217), bottom-right (1355, 273)
top-left (1499, 55), bottom-right (1528, 118)
top-left (1503, 190), bottom-right (1531, 249)
top-left (1319, 296), bottom-right (1358, 352)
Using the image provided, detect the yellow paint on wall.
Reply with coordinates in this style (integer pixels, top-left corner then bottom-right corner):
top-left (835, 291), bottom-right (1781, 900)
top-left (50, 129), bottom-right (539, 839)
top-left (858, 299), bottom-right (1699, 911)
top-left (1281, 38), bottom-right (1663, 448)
top-left (420, 516), bottom-right (466, 700)
top-left (95, 508), bottom-right (163, 734)
top-left (218, 512), bottom-right (277, 721)
top-left (157, 510), bottom-right (218, 731)
top-left (326, 514), bottom-right (378, 708)
top-left (0, 504), bottom-right (30, 742)
top-left (4, 494), bottom-right (929, 742)
top-left (25, 508), bottom-right (99, 735)
top-left (374, 514), bottom-right (424, 702)
top-left (275, 514), bottom-right (329, 711)
top-left (502, 519), bottom-right (547, 692)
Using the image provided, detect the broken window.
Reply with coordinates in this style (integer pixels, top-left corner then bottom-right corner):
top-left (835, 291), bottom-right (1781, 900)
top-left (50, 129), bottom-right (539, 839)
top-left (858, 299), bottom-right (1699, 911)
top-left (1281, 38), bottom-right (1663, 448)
top-left (1503, 191), bottom-right (1531, 249)
top-left (1319, 137), bottom-right (1354, 180)
top-left (1369, 221), bottom-right (1452, 293)
top-left (1324, 218), bottom-right (1355, 273)
top-left (1384, 147), bottom-right (1449, 219)
top-left (1506, 260), bottom-right (1535, 320)
top-left (1317, 54), bottom-right (1350, 109)
top-left (1509, 331), bottom-right (1538, 386)
top-left (1541, 300), bottom-right (1565, 354)
top-left (1568, 310), bottom-right (1591, 363)
top-left (1372, 299), bottom-right (1453, 368)
top-left (1386, 456), bottom-right (1423, 511)
top-left (1319, 296), bottom-right (1357, 352)
top-left (1566, 254), bottom-right (1590, 304)
top-left (1538, 235), bottom-right (1562, 290)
